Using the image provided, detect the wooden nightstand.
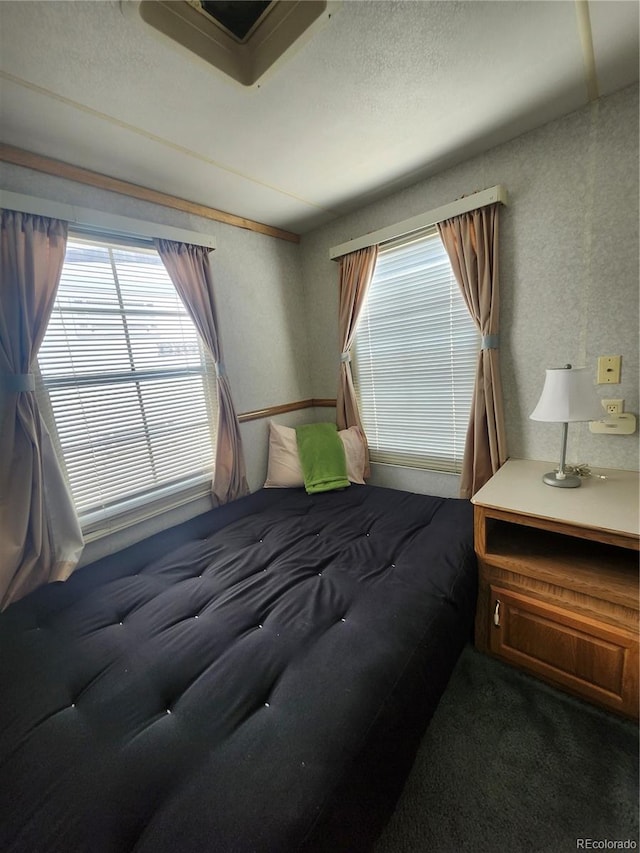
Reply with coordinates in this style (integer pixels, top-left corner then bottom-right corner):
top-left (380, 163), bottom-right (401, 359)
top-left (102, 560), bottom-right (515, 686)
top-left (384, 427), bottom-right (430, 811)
top-left (472, 459), bottom-right (639, 719)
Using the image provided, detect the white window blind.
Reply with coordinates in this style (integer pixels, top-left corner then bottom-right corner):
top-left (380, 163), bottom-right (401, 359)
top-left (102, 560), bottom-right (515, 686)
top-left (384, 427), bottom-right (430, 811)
top-left (352, 229), bottom-right (479, 473)
top-left (38, 234), bottom-right (218, 536)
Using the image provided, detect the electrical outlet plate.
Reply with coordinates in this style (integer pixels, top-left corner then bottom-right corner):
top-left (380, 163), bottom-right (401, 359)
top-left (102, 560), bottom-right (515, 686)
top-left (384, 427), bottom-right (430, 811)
top-left (601, 398), bottom-right (624, 415)
top-left (597, 355), bottom-right (621, 384)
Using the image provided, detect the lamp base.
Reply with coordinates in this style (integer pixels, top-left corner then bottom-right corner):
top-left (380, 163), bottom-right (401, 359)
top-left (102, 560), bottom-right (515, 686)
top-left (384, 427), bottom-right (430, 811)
top-left (542, 471), bottom-right (581, 488)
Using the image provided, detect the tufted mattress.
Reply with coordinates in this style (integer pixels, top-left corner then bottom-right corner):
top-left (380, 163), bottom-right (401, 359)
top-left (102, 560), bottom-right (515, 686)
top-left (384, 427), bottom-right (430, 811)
top-left (0, 484), bottom-right (476, 853)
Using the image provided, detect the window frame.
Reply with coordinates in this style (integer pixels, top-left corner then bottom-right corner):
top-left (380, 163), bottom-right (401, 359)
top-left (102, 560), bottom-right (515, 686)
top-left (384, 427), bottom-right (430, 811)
top-left (352, 228), bottom-right (479, 475)
top-left (38, 229), bottom-right (219, 541)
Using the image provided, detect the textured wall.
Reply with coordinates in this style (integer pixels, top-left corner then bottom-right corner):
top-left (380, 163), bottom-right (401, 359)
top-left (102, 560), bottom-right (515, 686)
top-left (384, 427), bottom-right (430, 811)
top-left (300, 84), bottom-right (640, 492)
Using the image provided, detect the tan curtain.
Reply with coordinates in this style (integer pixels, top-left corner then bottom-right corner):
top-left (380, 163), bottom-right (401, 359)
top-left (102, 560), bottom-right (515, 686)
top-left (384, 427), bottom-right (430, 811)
top-left (155, 239), bottom-right (249, 504)
top-left (0, 210), bottom-right (83, 608)
top-left (336, 245), bottom-right (379, 478)
top-left (437, 203), bottom-right (507, 498)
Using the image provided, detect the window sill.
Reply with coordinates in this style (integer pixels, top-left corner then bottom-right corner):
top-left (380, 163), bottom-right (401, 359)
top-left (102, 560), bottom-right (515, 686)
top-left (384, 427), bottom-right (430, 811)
top-left (367, 461), bottom-right (461, 499)
top-left (369, 455), bottom-right (463, 475)
top-left (77, 486), bottom-right (216, 569)
top-left (81, 475), bottom-right (214, 544)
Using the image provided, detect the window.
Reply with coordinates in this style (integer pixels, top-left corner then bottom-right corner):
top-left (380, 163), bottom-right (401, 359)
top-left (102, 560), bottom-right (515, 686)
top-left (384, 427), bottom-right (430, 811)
top-left (38, 234), bottom-right (218, 537)
top-left (352, 230), bottom-right (478, 473)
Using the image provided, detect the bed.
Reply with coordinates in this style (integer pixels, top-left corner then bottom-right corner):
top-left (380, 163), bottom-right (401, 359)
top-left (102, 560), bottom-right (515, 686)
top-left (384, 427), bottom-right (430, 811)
top-left (0, 483), bottom-right (476, 852)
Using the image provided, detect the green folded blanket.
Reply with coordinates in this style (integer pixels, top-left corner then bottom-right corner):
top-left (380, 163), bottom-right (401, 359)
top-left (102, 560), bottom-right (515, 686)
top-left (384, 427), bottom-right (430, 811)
top-left (295, 422), bottom-right (350, 495)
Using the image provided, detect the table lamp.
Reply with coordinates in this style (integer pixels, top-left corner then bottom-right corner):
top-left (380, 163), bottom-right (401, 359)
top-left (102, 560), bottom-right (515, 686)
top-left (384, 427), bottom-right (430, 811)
top-left (529, 364), bottom-right (603, 487)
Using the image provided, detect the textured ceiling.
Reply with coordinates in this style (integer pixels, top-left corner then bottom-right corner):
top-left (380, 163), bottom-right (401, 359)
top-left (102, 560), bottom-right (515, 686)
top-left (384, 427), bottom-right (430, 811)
top-left (0, 1), bottom-right (638, 234)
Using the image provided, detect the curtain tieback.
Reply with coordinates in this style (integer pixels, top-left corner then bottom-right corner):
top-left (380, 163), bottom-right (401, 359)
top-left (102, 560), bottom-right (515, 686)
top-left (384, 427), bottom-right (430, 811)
top-left (2, 373), bottom-right (35, 392)
top-left (481, 334), bottom-right (500, 350)
top-left (215, 362), bottom-right (226, 378)
top-left (340, 351), bottom-right (351, 364)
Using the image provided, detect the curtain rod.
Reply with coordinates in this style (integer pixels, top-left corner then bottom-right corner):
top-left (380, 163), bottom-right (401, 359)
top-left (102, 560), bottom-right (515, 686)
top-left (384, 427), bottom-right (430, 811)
top-left (0, 190), bottom-right (217, 250)
top-left (329, 185), bottom-right (508, 260)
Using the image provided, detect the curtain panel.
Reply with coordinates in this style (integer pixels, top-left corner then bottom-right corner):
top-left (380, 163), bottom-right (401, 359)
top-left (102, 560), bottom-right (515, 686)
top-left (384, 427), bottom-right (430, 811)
top-left (0, 210), bottom-right (84, 608)
top-left (336, 245), bottom-right (379, 478)
top-left (155, 239), bottom-right (249, 505)
top-left (437, 203), bottom-right (507, 498)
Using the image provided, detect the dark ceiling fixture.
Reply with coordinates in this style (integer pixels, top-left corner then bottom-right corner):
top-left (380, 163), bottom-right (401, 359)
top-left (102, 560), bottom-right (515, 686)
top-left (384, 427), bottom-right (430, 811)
top-left (199, 1), bottom-right (272, 42)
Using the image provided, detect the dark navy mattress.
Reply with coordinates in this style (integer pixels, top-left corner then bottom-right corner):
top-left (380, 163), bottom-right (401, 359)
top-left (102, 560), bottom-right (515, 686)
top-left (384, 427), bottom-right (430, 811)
top-left (0, 484), bottom-right (476, 853)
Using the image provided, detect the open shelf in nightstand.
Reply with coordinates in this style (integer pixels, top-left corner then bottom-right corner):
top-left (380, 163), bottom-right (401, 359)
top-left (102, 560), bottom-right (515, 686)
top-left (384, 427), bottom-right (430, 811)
top-left (484, 518), bottom-right (639, 610)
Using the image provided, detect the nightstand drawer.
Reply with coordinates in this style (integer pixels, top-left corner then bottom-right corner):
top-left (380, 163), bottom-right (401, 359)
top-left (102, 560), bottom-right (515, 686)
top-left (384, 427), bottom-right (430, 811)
top-left (489, 586), bottom-right (639, 717)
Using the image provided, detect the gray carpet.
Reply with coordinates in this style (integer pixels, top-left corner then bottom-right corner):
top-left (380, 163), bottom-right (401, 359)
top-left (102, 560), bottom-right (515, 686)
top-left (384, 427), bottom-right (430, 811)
top-left (374, 645), bottom-right (639, 853)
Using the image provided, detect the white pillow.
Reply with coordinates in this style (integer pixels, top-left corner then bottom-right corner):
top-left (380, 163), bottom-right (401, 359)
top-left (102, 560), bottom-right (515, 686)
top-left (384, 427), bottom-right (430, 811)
top-left (264, 421), bottom-right (366, 488)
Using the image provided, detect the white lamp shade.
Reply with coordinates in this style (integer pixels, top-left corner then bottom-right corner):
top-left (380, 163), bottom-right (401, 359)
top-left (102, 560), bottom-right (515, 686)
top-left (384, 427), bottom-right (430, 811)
top-left (530, 367), bottom-right (603, 422)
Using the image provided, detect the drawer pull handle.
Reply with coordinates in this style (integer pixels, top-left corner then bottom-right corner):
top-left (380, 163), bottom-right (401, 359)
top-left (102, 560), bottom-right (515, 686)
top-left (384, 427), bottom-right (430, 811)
top-left (493, 599), bottom-right (501, 627)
